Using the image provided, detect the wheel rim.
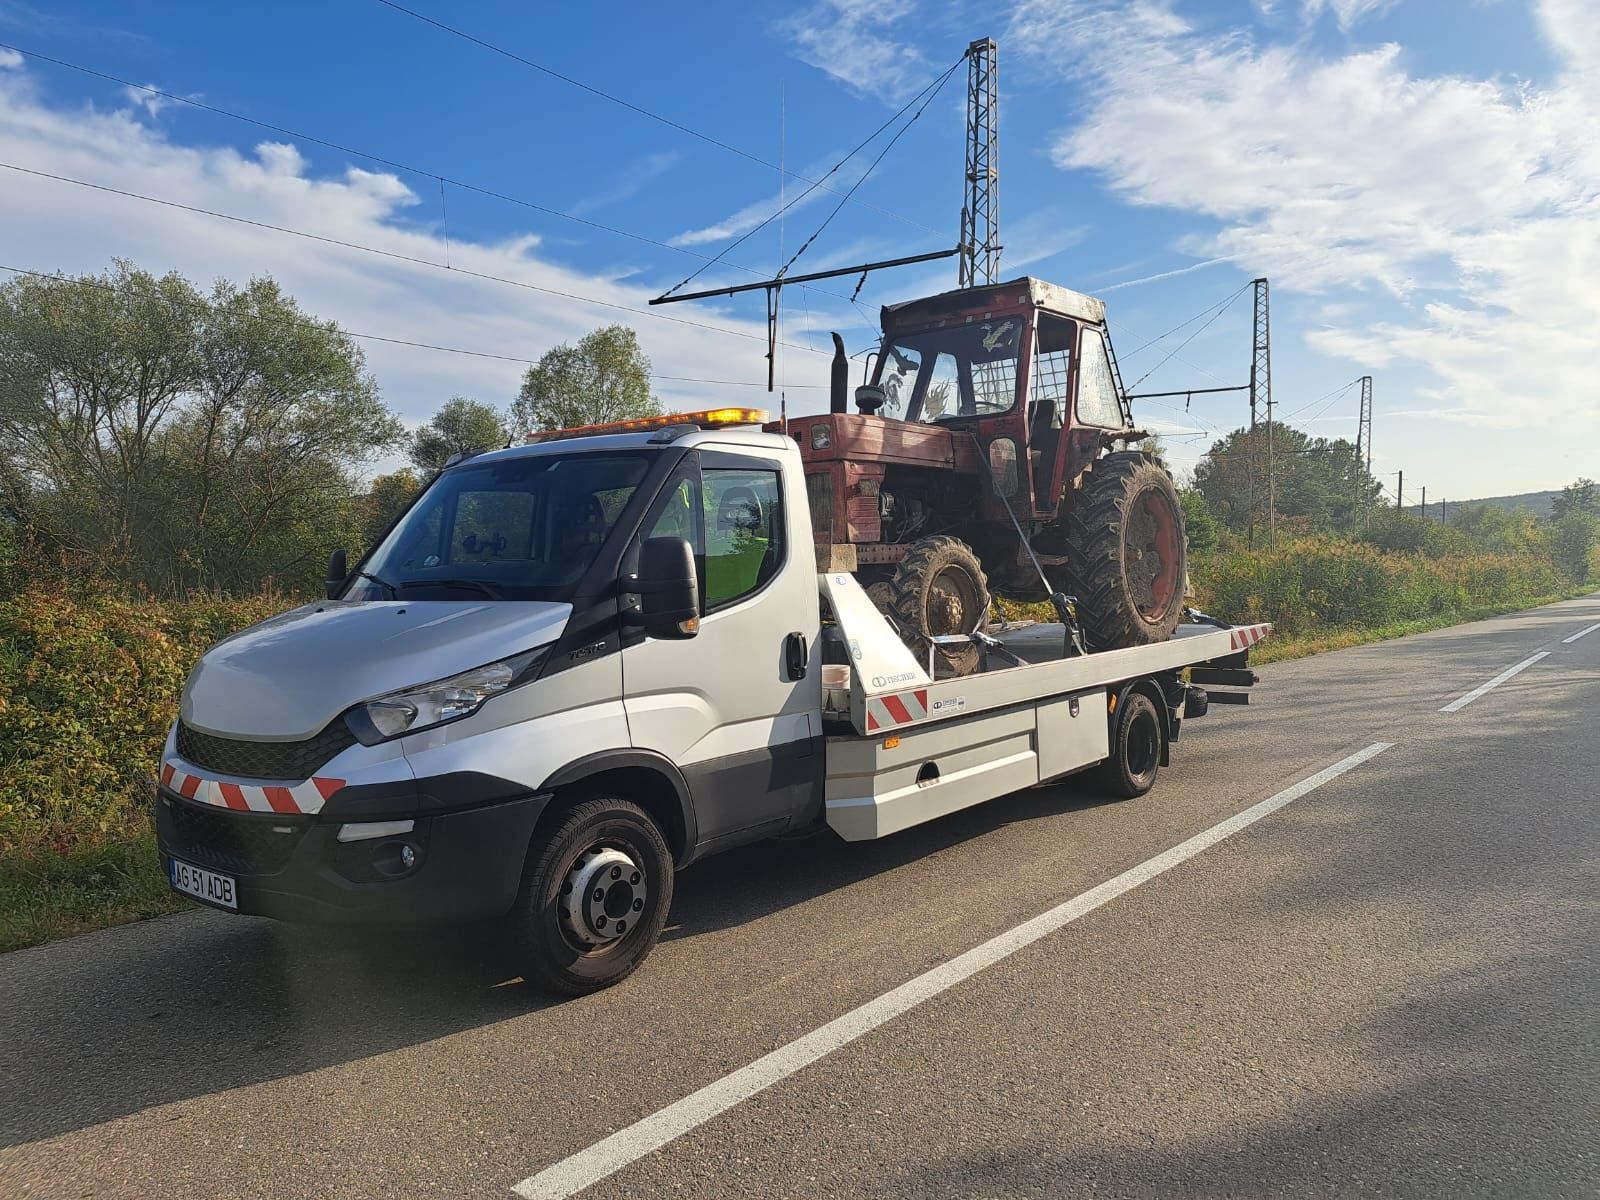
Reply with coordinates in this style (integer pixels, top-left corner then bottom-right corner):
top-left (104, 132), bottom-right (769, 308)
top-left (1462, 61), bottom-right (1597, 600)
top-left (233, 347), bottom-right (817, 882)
top-left (559, 844), bottom-right (648, 952)
top-left (1126, 489), bottom-right (1182, 622)
top-left (1126, 709), bottom-right (1160, 778)
top-left (926, 565), bottom-right (980, 638)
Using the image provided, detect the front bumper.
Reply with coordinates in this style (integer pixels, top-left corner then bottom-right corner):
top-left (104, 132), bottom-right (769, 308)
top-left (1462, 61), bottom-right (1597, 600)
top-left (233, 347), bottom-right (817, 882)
top-left (155, 782), bottom-right (550, 925)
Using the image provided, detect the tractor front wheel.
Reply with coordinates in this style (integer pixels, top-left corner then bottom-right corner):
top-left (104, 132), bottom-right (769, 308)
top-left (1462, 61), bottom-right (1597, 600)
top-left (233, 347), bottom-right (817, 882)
top-left (1061, 453), bottom-right (1187, 651)
top-left (889, 535), bottom-right (990, 676)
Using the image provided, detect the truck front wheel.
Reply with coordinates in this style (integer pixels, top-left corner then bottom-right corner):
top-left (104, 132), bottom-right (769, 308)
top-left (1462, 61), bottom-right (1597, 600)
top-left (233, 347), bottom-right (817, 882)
top-left (508, 796), bottom-right (674, 996)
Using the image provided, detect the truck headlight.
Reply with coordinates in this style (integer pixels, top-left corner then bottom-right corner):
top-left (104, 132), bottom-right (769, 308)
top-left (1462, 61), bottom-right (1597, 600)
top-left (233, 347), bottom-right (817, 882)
top-left (348, 648), bottom-right (546, 744)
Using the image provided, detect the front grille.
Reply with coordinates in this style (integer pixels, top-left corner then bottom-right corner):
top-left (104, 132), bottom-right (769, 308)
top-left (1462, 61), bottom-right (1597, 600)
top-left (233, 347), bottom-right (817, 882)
top-left (163, 797), bottom-right (308, 876)
top-left (176, 719), bottom-right (356, 780)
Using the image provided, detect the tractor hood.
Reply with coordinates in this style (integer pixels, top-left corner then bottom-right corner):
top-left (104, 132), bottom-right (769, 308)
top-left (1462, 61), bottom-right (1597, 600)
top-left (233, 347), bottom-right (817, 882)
top-left (180, 600), bottom-right (571, 741)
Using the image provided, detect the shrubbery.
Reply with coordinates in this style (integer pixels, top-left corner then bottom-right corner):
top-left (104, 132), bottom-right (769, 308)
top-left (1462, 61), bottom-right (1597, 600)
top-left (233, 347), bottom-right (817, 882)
top-left (0, 586), bottom-right (281, 859)
top-left (1190, 538), bottom-right (1568, 636)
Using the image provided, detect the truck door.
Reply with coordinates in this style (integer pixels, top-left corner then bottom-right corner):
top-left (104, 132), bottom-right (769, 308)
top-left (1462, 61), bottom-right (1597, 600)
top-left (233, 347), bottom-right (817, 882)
top-left (621, 448), bottom-right (823, 851)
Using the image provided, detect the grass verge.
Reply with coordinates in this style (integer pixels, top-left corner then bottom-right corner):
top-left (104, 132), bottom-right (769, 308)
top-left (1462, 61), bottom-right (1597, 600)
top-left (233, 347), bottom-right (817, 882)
top-left (1245, 588), bottom-right (1592, 665)
top-left (0, 828), bottom-right (188, 954)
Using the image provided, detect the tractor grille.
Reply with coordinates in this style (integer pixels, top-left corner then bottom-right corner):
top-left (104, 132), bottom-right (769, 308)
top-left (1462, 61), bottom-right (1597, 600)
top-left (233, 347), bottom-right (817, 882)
top-left (175, 719), bottom-right (356, 781)
top-left (162, 796), bottom-right (307, 876)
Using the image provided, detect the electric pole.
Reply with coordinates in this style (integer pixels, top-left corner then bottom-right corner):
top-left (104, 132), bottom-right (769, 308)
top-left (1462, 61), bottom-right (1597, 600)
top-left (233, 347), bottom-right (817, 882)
top-left (959, 38), bottom-right (999, 288)
top-left (1249, 278), bottom-right (1273, 547)
top-left (1397, 470), bottom-right (1403, 509)
top-left (1420, 485), bottom-right (1427, 517)
top-left (1357, 374), bottom-right (1372, 473)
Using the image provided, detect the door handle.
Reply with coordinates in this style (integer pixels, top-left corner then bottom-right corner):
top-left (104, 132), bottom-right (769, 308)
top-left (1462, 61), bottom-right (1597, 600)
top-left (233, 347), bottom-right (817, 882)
top-left (784, 632), bottom-right (809, 681)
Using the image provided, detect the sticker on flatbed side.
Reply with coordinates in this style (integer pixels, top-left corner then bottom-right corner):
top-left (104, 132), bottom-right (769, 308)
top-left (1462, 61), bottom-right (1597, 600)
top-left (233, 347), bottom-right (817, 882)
top-left (931, 696), bottom-right (966, 715)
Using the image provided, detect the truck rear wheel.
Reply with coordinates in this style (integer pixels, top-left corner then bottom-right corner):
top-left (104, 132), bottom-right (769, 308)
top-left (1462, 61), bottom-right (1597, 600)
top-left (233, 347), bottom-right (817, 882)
top-left (508, 796), bottom-right (673, 996)
top-left (889, 535), bottom-right (990, 676)
top-left (1092, 691), bottom-right (1163, 798)
top-left (1061, 452), bottom-right (1187, 651)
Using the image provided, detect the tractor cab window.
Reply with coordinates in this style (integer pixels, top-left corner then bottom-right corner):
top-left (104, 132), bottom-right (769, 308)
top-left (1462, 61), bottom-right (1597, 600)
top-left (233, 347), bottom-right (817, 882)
top-left (1077, 328), bottom-right (1125, 428)
top-left (874, 317), bottom-right (1024, 423)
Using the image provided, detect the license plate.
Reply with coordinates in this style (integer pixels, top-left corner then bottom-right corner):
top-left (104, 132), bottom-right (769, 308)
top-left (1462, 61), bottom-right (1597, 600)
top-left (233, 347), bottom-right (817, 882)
top-left (169, 858), bottom-right (238, 910)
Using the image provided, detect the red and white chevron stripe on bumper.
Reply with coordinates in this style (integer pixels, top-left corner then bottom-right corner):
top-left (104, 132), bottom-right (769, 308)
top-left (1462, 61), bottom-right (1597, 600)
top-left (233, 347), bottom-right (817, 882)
top-left (1227, 623), bottom-right (1272, 652)
top-left (159, 759), bottom-right (345, 815)
top-left (864, 688), bottom-right (929, 733)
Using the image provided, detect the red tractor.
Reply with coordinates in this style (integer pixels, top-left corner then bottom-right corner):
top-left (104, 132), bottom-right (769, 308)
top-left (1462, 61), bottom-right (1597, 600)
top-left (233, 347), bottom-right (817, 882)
top-left (779, 276), bottom-right (1187, 674)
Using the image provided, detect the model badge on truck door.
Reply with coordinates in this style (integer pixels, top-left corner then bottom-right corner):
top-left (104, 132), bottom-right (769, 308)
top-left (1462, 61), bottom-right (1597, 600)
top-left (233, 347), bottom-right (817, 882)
top-left (569, 641), bottom-right (607, 663)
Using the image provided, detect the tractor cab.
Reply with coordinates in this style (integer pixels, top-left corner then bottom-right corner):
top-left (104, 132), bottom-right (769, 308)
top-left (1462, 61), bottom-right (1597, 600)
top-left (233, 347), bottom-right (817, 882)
top-left (776, 277), bottom-right (1182, 676)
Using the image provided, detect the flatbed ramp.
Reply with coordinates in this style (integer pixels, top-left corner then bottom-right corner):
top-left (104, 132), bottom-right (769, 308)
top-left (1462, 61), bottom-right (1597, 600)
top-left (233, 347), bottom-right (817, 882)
top-left (818, 571), bottom-right (1270, 840)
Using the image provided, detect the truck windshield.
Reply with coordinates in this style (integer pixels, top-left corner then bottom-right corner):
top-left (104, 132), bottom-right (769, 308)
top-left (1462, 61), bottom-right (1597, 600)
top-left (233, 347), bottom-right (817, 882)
top-left (876, 316), bottom-right (1024, 422)
top-left (348, 450), bottom-right (651, 602)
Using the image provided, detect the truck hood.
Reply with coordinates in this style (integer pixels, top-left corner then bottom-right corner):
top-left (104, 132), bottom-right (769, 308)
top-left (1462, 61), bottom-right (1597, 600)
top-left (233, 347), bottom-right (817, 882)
top-left (181, 600), bottom-right (571, 740)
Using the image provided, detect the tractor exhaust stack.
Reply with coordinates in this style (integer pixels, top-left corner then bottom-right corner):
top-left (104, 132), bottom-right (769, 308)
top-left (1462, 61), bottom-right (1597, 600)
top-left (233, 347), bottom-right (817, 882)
top-left (830, 333), bottom-right (849, 414)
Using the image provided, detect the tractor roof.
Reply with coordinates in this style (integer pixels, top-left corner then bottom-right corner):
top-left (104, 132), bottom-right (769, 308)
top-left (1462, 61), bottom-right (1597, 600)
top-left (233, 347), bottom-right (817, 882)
top-left (881, 276), bottom-right (1106, 329)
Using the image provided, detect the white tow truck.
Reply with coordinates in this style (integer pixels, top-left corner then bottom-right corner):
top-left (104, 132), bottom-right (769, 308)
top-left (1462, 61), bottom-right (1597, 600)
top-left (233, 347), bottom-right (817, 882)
top-left (157, 408), bottom-right (1268, 994)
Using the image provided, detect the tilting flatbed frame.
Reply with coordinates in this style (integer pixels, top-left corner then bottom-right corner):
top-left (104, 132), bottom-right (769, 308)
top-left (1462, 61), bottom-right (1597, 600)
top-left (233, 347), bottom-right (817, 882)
top-left (818, 571), bottom-right (1271, 840)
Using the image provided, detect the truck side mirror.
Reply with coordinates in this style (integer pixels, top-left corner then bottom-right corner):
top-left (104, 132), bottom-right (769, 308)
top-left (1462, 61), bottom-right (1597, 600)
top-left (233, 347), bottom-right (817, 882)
top-left (627, 537), bottom-right (700, 639)
top-left (325, 548), bottom-right (348, 599)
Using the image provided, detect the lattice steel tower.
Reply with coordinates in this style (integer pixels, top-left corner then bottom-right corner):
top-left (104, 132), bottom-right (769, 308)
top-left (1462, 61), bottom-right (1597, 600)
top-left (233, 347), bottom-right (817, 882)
top-left (959, 38), bottom-right (999, 288)
top-left (1249, 278), bottom-right (1274, 545)
top-left (1356, 374), bottom-right (1373, 474)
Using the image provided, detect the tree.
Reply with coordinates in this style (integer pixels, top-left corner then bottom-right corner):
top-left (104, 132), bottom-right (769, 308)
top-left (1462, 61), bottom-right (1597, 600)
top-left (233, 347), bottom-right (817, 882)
top-left (1553, 512), bottom-right (1597, 582)
top-left (1551, 477), bottom-right (1598, 520)
top-left (1177, 488), bottom-right (1218, 554)
top-left (1192, 422), bottom-right (1381, 536)
top-left (0, 261), bottom-right (404, 594)
top-left (362, 469), bottom-right (421, 549)
top-left (510, 324), bottom-right (658, 433)
top-left (409, 396), bottom-right (507, 473)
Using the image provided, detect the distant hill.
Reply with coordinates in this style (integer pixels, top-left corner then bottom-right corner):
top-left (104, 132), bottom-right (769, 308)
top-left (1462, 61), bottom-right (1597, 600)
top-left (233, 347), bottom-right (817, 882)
top-left (1449, 490), bottom-right (1560, 518)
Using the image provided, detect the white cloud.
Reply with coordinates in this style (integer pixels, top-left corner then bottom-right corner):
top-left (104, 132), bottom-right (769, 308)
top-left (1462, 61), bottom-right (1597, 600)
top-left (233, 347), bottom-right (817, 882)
top-left (0, 64), bottom-right (827, 455)
top-left (782, 0), bottom-right (930, 104)
top-left (1301, 0), bottom-right (1399, 30)
top-left (669, 151), bottom-right (853, 247)
top-left (1009, 0), bottom-right (1600, 434)
top-left (121, 83), bottom-right (172, 117)
top-left (0, 48), bottom-right (22, 70)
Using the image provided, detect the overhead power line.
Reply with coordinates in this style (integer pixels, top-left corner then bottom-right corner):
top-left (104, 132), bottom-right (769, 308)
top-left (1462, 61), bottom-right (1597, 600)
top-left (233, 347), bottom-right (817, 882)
top-left (371, 0), bottom-right (944, 238)
top-left (660, 53), bottom-right (963, 300)
top-left (1126, 283), bottom-right (1252, 392)
top-left (0, 38), bottom-right (860, 305)
top-left (1282, 376), bottom-right (1359, 422)
top-left (0, 160), bottom-right (833, 357)
top-left (0, 263), bottom-right (825, 388)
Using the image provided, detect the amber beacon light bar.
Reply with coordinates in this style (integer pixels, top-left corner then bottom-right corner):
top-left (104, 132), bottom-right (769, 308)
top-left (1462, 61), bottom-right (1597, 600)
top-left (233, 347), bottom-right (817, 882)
top-left (523, 408), bottom-right (771, 444)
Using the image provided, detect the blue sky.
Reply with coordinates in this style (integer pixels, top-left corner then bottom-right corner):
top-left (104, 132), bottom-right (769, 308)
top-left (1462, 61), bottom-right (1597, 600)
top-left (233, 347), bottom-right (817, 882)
top-left (1, 0), bottom-right (1594, 500)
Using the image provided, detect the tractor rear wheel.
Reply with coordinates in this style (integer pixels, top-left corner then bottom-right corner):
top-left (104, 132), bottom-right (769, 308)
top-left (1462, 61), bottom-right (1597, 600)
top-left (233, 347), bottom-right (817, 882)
top-left (1061, 452), bottom-right (1187, 651)
top-left (889, 535), bottom-right (990, 676)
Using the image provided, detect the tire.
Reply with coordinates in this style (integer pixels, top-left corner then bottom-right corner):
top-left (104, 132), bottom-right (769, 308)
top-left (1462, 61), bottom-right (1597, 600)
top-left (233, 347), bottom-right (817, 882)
top-left (864, 580), bottom-right (896, 616)
top-left (1060, 452), bottom-right (1187, 651)
top-left (506, 796), bottom-right (674, 997)
top-left (888, 535), bottom-right (990, 676)
top-left (1093, 691), bottom-right (1162, 798)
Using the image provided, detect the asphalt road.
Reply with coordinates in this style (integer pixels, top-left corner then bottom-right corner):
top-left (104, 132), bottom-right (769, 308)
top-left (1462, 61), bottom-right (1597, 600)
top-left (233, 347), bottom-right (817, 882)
top-left (3, 595), bottom-right (1597, 1199)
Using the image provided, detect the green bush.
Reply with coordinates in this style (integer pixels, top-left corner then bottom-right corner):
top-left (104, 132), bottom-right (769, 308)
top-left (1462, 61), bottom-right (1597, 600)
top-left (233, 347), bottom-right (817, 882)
top-left (1191, 538), bottom-right (1567, 637)
top-left (0, 586), bottom-right (282, 858)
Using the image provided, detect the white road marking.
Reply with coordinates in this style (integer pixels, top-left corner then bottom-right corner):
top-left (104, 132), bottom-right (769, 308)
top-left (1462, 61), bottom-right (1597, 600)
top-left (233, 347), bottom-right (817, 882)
top-left (1439, 651), bottom-right (1551, 713)
top-left (1561, 623), bottom-right (1600, 644)
top-left (511, 741), bottom-right (1395, 1200)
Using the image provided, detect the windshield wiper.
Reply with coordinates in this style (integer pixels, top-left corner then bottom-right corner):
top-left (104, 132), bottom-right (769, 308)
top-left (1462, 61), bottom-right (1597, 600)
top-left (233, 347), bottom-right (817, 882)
top-left (409, 577), bottom-right (506, 600)
top-left (350, 569), bottom-right (399, 598)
